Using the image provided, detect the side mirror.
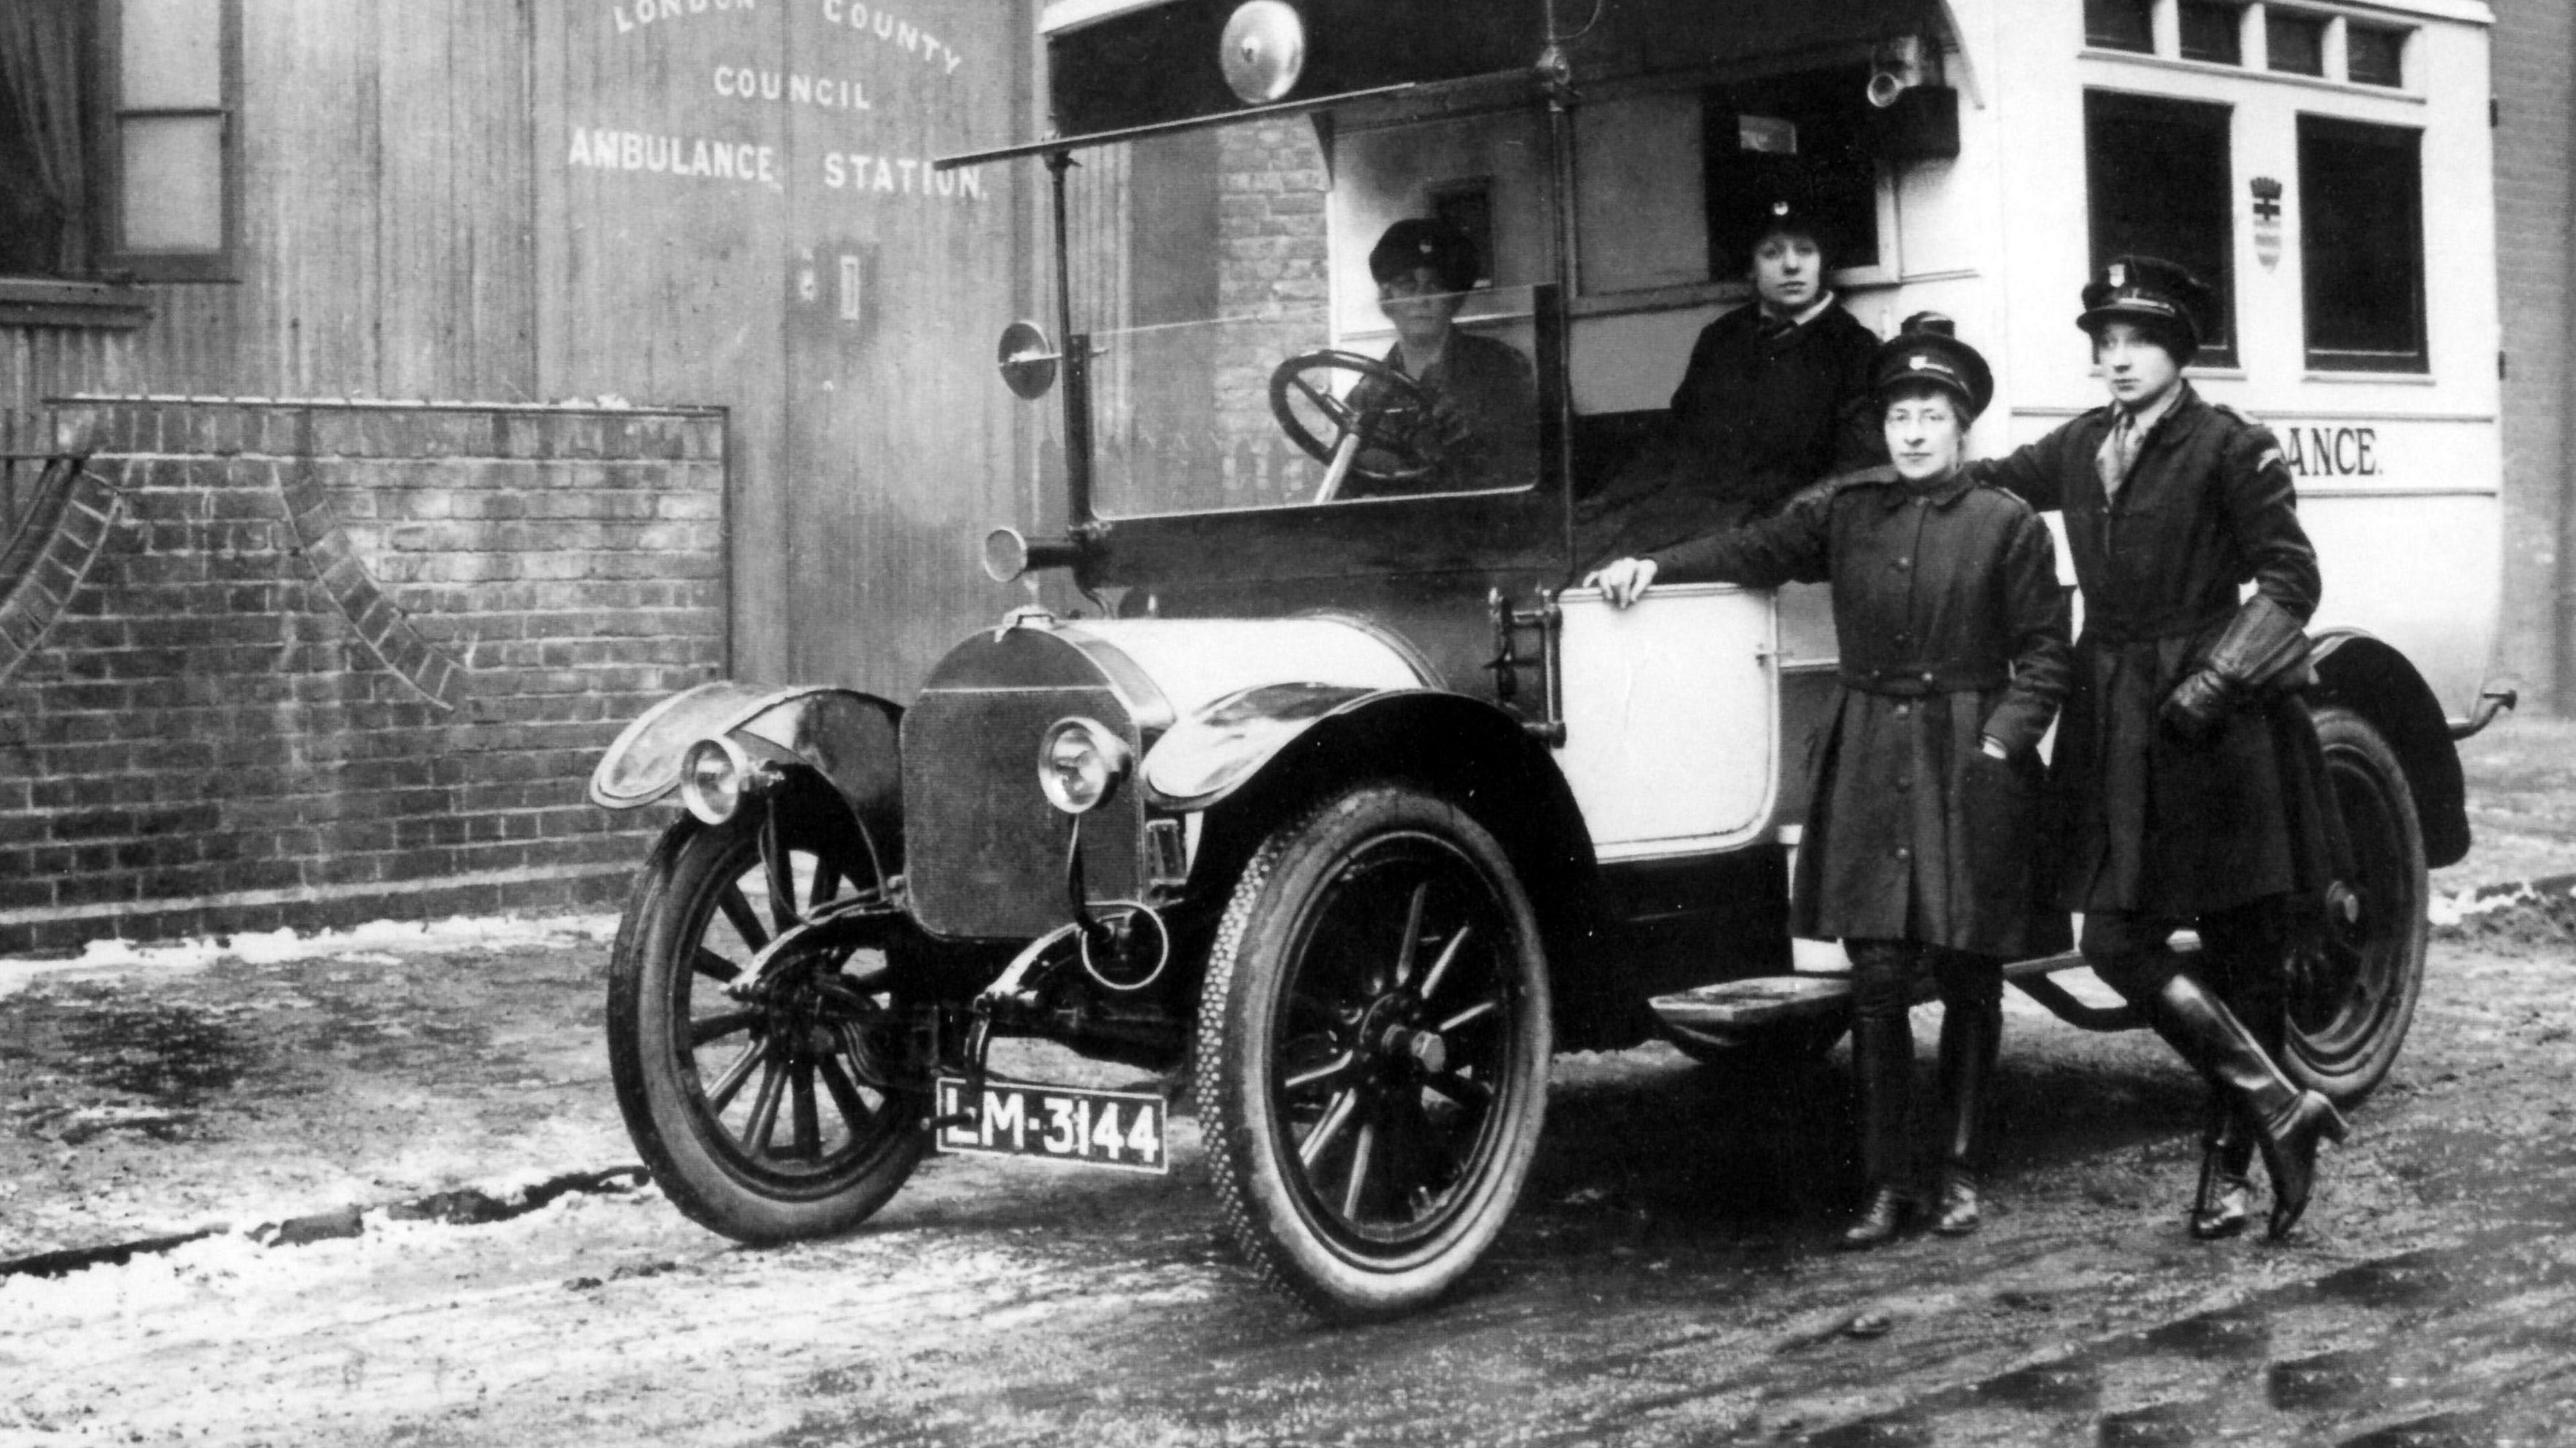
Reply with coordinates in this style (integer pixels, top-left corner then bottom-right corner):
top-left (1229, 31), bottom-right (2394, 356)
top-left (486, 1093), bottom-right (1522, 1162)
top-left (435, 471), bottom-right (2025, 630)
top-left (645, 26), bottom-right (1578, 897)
top-left (998, 320), bottom-right (1059, 400)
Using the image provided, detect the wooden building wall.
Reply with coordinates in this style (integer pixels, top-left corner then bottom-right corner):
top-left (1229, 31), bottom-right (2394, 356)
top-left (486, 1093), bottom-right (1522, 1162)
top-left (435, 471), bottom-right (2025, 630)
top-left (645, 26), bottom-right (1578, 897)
top-left (533, 0), bottom-right (1036, 693)
top-left (1, 0), bottom-right (540, 408)
top-left (5, 0), bottom-right (1041, 700)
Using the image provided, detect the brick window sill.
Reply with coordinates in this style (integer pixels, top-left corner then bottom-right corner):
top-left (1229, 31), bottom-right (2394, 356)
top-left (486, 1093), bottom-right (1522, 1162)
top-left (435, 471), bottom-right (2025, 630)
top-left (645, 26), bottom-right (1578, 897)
top-left (0, 278), bottom-right (154, 331)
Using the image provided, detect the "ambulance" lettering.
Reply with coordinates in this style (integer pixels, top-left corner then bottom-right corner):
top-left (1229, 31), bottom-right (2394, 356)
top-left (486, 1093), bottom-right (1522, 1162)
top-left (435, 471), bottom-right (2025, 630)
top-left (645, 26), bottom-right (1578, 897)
top-left (2280, 425), bottom-right (2379, 479)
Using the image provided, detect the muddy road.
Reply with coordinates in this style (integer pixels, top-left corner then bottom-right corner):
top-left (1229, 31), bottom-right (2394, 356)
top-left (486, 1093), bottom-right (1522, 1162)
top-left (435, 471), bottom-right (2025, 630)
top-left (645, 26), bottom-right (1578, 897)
top-left (6, 935), bottom-right (2575, 1447)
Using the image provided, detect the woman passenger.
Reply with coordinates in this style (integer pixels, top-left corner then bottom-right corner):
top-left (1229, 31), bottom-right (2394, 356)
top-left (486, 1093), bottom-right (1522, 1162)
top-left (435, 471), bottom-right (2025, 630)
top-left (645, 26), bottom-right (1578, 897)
top-left (1587, 316), bottom-right (2072, 1245)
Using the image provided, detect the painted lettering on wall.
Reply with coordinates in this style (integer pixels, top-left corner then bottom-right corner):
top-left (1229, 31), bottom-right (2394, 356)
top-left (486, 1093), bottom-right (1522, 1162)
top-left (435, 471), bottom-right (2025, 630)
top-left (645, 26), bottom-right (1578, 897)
top-left (2279, 425), bottom-right (2380, 479)
top-left (569, 127), bottom-right (781, 188)
top-left (612, 0), bottom-right (759, 33)
top-left (817, 0), bottom-right (965, 75)
top-left (822, 152), bottom-right (982, 199)
top-left (712, 66), bottom-right (871, 110)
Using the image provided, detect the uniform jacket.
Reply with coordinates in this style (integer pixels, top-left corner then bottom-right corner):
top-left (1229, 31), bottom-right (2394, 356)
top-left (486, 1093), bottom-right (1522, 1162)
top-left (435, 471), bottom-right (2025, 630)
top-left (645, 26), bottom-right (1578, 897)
top-left (1340, 330), bottom-right (1538, 498)
top-left (1973, 383), bottom-right (2337, 917)
top-left (1651, 467), bottom-right (2074, 955)
top-left (1576, 300), bottom-right (1883, 563)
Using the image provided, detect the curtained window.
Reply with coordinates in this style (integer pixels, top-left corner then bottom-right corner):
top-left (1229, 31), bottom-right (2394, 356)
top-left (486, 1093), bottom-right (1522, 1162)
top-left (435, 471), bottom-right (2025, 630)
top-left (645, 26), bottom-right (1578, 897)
top-left (0, 0), bottom-right (237, 286)
top-left (0, 0), bottom-right (92, 276)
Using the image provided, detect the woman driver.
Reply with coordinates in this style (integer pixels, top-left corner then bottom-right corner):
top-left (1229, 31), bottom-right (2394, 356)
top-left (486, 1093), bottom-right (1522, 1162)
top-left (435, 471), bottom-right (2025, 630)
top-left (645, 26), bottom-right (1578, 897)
top-left (1587, 317), bottom-right (2072, 1245)
top-left (1336, 217), bottom-right (1538, 497)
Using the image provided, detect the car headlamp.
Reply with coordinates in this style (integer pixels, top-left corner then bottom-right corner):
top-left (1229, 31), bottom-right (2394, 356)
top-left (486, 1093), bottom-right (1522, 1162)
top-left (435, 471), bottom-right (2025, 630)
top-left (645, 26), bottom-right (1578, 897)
top-left (680, 736), bottom-right (751, 825)
top-left (1037, 717), bottom-right (1130, 815)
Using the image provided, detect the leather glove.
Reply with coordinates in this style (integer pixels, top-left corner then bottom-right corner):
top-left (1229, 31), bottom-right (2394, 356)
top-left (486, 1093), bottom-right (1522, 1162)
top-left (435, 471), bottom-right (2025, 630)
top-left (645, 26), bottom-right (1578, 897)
top-left (2159, 668), bottom-right (2237, 746)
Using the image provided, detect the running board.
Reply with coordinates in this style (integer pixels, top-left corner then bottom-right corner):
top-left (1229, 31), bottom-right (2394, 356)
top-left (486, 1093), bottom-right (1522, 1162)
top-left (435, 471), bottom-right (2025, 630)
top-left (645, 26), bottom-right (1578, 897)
top-left (1648, 944), bottom-right (2174, 1042)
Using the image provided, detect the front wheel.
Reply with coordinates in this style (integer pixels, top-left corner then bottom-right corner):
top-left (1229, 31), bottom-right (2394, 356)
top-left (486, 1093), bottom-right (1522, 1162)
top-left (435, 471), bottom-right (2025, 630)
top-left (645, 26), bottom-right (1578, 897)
top-left (1195, 785), bottom-right (1551, 1320)
top-left (2284, 706), bottom-right (2428, 1107)
top-left (606, 795), bottom-right (928, 1243)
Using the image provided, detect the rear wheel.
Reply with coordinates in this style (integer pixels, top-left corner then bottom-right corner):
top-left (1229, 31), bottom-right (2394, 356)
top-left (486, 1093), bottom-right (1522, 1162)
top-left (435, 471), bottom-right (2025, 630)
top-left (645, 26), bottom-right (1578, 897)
top-left (2285, 706), bottom-right (2428, 1107)
top-left (606, 797), bottom-right (927, 1243)
top-left (1196, 786), bottom-right (1550, 1319)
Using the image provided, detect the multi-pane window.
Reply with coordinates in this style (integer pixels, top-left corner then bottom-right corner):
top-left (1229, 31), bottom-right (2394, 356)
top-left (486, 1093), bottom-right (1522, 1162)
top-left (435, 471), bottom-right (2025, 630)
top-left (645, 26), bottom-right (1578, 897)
top-left (103, 0), bottom-right (237, 278)
top-left (0, 0), bottom-right (237, 284)
top-left (2085, 0), bottom-right (2156, 53)
top-left (2347, 24), bottom-right (2406, 87)
top-left (2084, 90), bottom-right (2237, 366)
top-left (2298, 115), bottom-right (2424, 371)
top-left (2266, 10), bottom-right (2328, 76)
top-left (2179, 2), bottom-right (2243, 65)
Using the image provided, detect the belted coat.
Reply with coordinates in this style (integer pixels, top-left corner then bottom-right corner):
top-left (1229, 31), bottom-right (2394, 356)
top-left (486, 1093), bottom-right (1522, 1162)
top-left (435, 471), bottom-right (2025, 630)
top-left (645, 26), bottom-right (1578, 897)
top-left (1650, 467), bottom-right (2073, 956)
top-left (1973, 384), bottom-right (2339, 918)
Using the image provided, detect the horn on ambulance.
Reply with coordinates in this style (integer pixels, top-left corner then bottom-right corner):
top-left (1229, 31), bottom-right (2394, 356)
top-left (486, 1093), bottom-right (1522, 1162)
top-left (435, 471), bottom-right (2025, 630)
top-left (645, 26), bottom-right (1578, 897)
top-left (1867, 36), bottom-right (1929, 109)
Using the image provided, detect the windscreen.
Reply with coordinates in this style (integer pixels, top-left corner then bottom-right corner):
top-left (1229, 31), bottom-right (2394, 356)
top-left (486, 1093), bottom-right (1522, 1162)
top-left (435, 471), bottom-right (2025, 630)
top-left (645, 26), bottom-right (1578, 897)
top-left (1053, 125), bottom-right (1547, 519)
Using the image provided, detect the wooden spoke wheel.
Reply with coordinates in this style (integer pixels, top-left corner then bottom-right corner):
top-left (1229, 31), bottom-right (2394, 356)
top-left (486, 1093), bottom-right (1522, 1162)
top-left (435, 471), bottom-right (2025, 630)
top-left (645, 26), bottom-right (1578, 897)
top-left (606, 797), bottom-right (926, 1243)
top-left (1196, 785), bottom-right (1550, 1319)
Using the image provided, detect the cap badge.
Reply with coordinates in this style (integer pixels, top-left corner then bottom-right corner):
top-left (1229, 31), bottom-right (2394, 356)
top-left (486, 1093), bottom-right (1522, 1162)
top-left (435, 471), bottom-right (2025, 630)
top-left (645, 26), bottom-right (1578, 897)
top-left (1417, 239), bottom-right (1434, 254)
top-left (1910, 353), bottom-right (1929, 370)
top-left (2108, 262), bottom-right (2128, 288)
top-left (1771, 200), bottom-right (1790, 216)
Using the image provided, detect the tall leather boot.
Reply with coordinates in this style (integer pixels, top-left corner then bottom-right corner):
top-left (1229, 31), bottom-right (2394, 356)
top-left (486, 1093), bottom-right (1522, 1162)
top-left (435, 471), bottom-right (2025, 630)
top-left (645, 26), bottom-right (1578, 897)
top-left (2188, 1093), bottom-right (2255, 1239)
top-left (1930, 981), bottom-right (2002, 1235)
top-left (2139, 970), bottom-right (2348, 1240)
top-left (1841, 1004), bottom-right (1918, 1249)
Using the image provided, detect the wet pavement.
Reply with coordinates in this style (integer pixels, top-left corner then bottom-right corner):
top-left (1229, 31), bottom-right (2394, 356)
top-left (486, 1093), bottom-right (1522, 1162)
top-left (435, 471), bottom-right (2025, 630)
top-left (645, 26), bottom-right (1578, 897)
top-left (1, 914), bottom-right (2574, 1445)
top-left (0, 917), bottom-right (633, 1262)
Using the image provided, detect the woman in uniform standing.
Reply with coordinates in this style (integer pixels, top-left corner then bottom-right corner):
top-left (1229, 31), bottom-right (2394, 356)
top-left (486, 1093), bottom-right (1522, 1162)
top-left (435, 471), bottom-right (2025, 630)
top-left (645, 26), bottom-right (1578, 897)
top-left (1589, 317), bottom-right (2071, 1244)
top-left (1973, 257), bottom-right (2348, 1241)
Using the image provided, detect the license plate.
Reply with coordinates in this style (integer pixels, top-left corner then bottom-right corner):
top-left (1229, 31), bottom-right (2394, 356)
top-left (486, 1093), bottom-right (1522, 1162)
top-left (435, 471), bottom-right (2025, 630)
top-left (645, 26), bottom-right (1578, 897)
top-left (933, 1077), bottom-right (1170, 1175)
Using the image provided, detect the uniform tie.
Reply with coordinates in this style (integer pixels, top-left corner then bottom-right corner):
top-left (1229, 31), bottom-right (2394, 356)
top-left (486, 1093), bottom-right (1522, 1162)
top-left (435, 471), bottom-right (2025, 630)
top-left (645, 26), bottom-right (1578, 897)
top-left (2097, 409), bottom-right (2144, 497)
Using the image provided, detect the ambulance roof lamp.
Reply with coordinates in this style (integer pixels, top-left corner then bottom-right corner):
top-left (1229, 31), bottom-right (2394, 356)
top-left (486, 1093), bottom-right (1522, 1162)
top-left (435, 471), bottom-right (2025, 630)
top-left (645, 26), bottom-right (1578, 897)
top-left (1220, 1), bottom-right (1306, 105)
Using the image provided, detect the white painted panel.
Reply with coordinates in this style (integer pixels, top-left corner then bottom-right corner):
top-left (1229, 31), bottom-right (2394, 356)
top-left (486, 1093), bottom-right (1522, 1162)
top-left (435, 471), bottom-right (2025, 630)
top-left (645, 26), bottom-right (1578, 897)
top-left (1556, 583), bottom-right (1779, 857)
top-left (1082, 617), bottom-right (1428, 717)
top-left (2302, 490), bottom-right (2501, 716)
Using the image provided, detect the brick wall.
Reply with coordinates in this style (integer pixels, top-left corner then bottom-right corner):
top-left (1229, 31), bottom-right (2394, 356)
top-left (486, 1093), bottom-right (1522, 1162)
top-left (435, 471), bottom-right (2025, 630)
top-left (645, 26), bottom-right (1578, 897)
top-left (0, 399), bottom-right (726, 954)
top-left (1216, 119), bottom-right (1333, 446)
top-left (2492, 0), bottom-right (2576, 708)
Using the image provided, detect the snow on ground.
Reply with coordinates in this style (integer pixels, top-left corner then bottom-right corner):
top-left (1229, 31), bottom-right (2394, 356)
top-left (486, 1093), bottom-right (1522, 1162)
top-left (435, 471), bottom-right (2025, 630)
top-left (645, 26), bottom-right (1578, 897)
top-left (0, 913), bottom-right (622, 997)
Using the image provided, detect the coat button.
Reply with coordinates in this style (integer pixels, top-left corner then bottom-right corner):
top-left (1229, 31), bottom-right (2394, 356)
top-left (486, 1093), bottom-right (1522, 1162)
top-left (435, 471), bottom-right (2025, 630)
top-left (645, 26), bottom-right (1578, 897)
top-left (1894, 775), bottom-right (1913, 790)
top-left (1894, 846), bottom-right (1912, 860)
top-left (1894, 557), bottom-right (1912, 571)
top-left (1893, 703), bottom-right (1911, 718)
top-left (1921, 671), bottom-right (1937, 685)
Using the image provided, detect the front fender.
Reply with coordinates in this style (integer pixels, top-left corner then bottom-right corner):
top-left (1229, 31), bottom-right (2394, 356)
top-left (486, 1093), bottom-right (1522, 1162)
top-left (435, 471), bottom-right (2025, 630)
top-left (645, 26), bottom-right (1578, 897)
top-left (1140, 682), bottom-right (1396, 812)
top-left (1176, 687), bottom-right (1622, 1040)
top-left (588, 682), bottom-right (904, 859)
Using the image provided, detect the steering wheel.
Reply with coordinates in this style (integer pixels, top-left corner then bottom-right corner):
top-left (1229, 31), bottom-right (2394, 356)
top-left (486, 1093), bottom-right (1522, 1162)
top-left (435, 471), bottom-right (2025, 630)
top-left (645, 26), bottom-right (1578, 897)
top-left (1267, 350), bottom-right (1442, 499)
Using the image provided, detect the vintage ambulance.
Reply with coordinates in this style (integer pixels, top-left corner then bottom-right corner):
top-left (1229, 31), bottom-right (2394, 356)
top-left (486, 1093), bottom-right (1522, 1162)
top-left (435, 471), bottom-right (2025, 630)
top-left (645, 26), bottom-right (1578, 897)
top-left (588, 0), bottom-right (2512, 1319)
